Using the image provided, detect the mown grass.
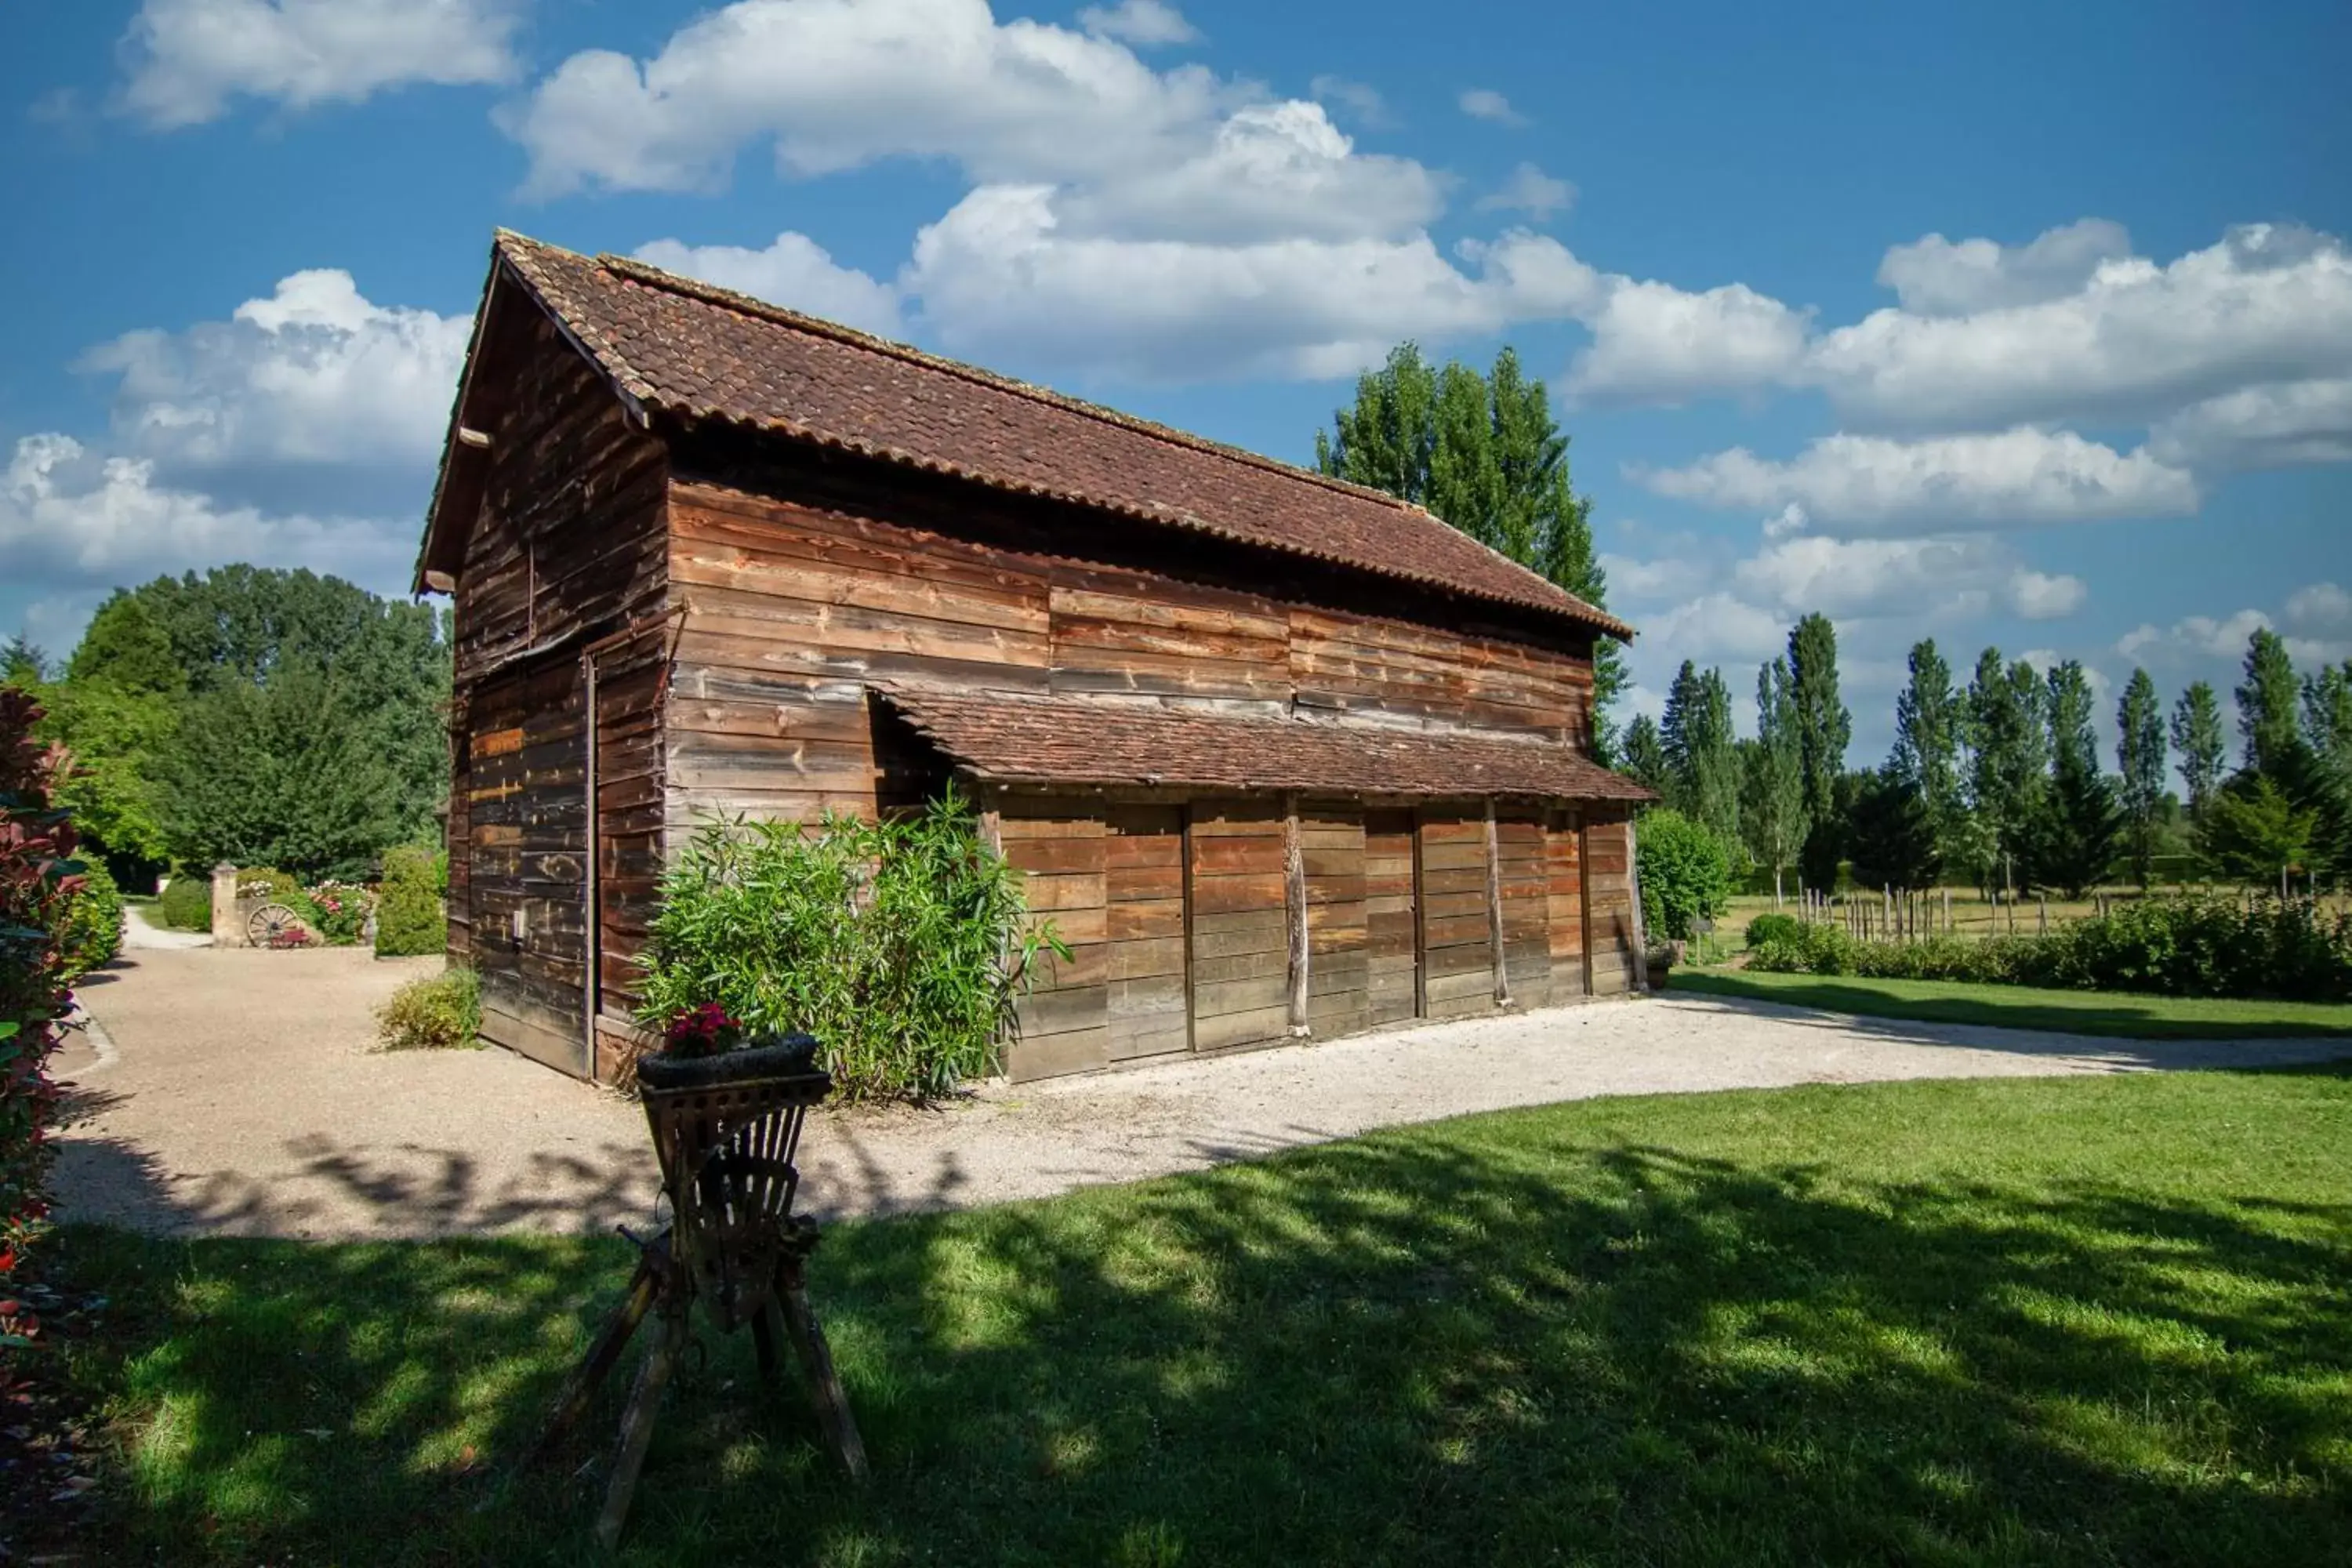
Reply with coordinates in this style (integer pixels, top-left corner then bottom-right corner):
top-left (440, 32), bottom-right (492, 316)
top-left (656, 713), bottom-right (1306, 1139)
top-left (1672, 967), bottom-right (2352, 1040)
top-left (59, 1065), bottom-right (2352, 1565)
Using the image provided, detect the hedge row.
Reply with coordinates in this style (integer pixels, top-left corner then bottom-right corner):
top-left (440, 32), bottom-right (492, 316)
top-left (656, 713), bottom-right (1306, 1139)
top-left (1746, 895), bottom-right (2352, 1004)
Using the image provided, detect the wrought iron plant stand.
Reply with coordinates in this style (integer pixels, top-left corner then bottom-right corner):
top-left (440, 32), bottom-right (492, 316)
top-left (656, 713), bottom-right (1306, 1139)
top-left (525, 1034), bottom-right (867, 1545)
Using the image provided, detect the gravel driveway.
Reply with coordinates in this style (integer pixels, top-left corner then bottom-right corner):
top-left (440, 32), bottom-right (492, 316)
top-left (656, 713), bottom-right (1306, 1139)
top-left (53, 946), bottom-right (2350, 1243)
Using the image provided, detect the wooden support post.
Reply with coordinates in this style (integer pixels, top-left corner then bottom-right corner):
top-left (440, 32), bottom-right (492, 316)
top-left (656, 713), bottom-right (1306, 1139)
top-left (597, 1301), bottom-right (688, 1550)
top-left (1284, 793), bottom-right (1309, 1035)
top-left (1575, 810), bottom-right (1595, 1000)
top-left (1625, 814), bottom-right (1650, 993)
top-left (1484, 798), bottom-right (1511, 1007)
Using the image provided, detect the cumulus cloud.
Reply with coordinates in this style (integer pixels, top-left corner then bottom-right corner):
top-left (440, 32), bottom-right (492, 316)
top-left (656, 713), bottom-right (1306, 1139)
top-left (1875, 218), bottom-right (2133, 316)
top-left (902, 186), bottom-right (1600, 379)
top-left (1639, 591), bottom-right (1790, 666)
top-left (2147, 376), bottom-right (2352, 472)
top-left (2, 433), bottom-right (408, 590)
top-left (77, 268), bottom-right (470, 477)
top-left (1636, 428), bottom-right (2198, 532)
top-left (2117, 608), bottom-right (2271, 661)
top-left (1076, 0), bottom-right (1198, 45)
top-left (1568, 278), bottom-right (1811, 405)
top-left (1475, 162), bottom-right (1574, 220)
top-left (1308, 74), bottom-right (1390, 128)
top-left (632, 233), bottom-right (906, 339)
top-left (1457, 88), bottom-right (1527, 126)
top-left (1809, 223), bottom-right (2352, 430)
top-left (121, 0), bottom-right (521, 127)
top-left (2006, 569), bottom-right (2088, 620)
top-left (2286, 582), bottom-right (2351, 630)
top-left (502, 0), bottom-right (1239, 196)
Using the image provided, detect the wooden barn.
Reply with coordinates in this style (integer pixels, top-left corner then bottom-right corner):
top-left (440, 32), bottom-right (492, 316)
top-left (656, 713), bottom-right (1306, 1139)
top-left (414, 231), bottom-right (1654, 1083)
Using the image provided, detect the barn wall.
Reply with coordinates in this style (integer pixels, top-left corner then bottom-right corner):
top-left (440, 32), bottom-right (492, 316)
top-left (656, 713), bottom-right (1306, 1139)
top-left (1584, 813), bottom-right (1641, 996)
top-left (445, 310), bottom-right (670, 1077)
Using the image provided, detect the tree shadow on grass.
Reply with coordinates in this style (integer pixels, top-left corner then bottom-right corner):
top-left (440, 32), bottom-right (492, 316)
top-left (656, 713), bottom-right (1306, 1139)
top-left (1667, 973), bottom-right (2352, 1044)
top-left (61, 1070), bottom-right (2352, 1566)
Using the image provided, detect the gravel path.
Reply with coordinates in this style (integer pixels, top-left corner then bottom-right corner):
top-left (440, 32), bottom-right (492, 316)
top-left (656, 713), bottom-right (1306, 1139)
top-left (53, 946), bottom-right (2349, 1243)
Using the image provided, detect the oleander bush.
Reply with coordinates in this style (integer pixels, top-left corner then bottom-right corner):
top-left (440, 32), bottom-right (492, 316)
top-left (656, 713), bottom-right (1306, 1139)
top-left (1635, 809), bottom-right (1736, 945)
top-left (1, 687), bottom-right (77, 1282)
top-left (1746, 894), bottom-right (2352, 1003)
top-left (372, 845), bottom-right (446, 958)
top-left (375, 967), bottom-right (481, 1051)
top-left (638, 787), bottom-right (1065, 1101)
top-left (56, 858), bottom-right (123, 981)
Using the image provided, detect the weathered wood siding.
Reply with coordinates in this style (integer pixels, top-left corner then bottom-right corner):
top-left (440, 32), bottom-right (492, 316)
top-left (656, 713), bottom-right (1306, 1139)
top-left (447, 310), bottom-right (670, 1077)
top-left (1188, 800), bottom-right (1291, 1052)
top-left (1497, 811), bottom-right (1551, 1008)
top-left (1363, 809), bottom-right (1420, 1025)
top-left (1301, 804), bottom-right (1370, 1037)
top-left (1417, 811), bottom-right (1495, 1021)
top-left (1105, 805), bottom-right (1190, 1062)
top-left (1584, 814), bottom-right (1639, 996)
top-left (1545, 809), bottom-right (1590, 1000)
top-left (1003, 801), bottom-right (1109, 1081)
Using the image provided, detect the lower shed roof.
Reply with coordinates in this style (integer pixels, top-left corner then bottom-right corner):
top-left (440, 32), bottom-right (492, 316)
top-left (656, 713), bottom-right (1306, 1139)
top-left (877, 688), bottom-right (1654, 803)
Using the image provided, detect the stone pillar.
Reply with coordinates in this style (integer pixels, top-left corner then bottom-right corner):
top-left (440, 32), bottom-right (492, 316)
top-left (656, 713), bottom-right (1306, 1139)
top-left (210, 862), bottom-right (243, 948)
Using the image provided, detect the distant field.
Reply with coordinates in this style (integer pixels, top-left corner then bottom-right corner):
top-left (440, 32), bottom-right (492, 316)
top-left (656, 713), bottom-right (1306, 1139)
top-left (1720, 886), bottom-right (2352, 949)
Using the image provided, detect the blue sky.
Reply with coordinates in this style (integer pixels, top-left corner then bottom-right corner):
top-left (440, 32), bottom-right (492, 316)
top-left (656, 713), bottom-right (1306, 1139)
top-left (4, 0), bottom-right (2347, 776)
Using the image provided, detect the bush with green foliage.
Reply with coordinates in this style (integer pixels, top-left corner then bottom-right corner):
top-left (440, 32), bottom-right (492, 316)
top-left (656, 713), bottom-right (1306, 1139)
top-left (1742, 912), bottom-right (1803, 950)
top-left (372, 845), bottom-right (447, 957)
top-left (639, 789), bottom-right (1065, 1101)
top-left (57, 858), bottom-right (123, 981)
top-left (1745, 894), bottom-right (2352, 1003)
top-left (375, 967), bottom-right (481, 1051)
top-left (303, 880), bottom-right (375, 946)
top-left (1635, 808), bottom-right (1735, 943)
top-left (157, 872), bottom-right (212, 931)
top-left (2, 687), bottom-right (75, 1282)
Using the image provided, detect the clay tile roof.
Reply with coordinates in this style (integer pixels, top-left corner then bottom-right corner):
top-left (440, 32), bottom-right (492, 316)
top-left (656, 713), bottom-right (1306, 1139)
top-left (876, 687), bottom-right (1655, 802)
top-left (485, 230), bottom-right (1632, 641)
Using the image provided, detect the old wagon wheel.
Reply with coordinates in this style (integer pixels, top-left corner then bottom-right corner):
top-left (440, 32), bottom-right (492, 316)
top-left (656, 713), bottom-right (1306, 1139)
top-left (247, 902), bottom-right (310, 947)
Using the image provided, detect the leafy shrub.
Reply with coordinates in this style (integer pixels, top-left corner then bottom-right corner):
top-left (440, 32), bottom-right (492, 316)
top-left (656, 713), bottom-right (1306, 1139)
top-left (235, 866), bottom-right (303, 902)
top-left (373, 844), bottom-right (446, 957)
top-left (1, 687), bottom-right (76, 1283)
top-left (56, 858), bottom-right (123, 981)
top-left (303, 880), bottom-right (375, 946)
top-left (1744, 912), bottom-right (1802, 950)
top-left (157, 872), bottom-right (212, 931)
top-left (1635, 808), bottom-right (1735, 943)
top-left (1741, 895), bottom-right (2352, 1003)
top-left (638, 789), bottom-right (1064, 1101)
top-left (376, 967), bottom-right (481, 1051)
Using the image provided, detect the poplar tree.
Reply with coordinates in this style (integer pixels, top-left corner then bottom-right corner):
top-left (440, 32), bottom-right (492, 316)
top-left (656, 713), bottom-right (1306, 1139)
top-left (1741, 656), bottom-right (1809, 902)
top-left (2115, 667), bottom-right (2169, 887)
top-left (1318, 343), bottom-right (1622, 745)
top-left (2237, 627), bottom-right (2306, 779)
top-left (1892, 637), bottom-right (1965, 868)
top-left (2027, 660), bottom-right (2122, 898)
top-left (1661, 659), bottom-right (1740, 847)
top-left (1620, 713), bottom-right (1670, 799)
top-left (2171, 681), bottom-right (2227, 816)
top-left (1787, 613), bottom-right (1849, 890)
top-left (1965, 648), bottom-right (2046, 898)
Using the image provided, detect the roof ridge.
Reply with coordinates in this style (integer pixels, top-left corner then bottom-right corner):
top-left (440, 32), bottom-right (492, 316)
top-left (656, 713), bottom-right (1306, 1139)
top-left (580, 244), bottom-right (1444, 519)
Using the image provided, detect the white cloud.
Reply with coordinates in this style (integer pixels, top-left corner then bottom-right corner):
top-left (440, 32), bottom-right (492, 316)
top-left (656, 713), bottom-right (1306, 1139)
top-left (2006, 569), bottom-right (2088, 620)
top-left (1052, 100), bottom-right (1446, 243)
top-left (503, 0), bottom-right (1240, 197)
top-left (902, 187), bottom-right (1600, 379)
top-left (2147, 376), bottom-right (2352, 472)
top-left (2286, 582), bottom-right (2351, 630)
top-left (633, 233), bottom-right (906, 339)
top-left (1457, 88), bottom-right (1527, 126)
top-left (1636, 427), bottom-right (2198, 532)
top-left (2, 434), bottom-right (406, 590)
top-left (1568, 278), bottom-right (1811, 405)
top-left (2117, 608), bottom-right (2271, 661)
top-left (1640, 591), bottom-right (1789, 666)
top-left (1875, 218), bottom-right (2132, 317)
top-left (78, 268), bottom-right (470, 474)
top-left (121, 0), bottom-right (520, 128)
top-left (1809, 223), bottom-right (2352, 430)
top-left (1309, 74), bottom-right (1390, 128)
top-left (1762, 502), bottom-right (1806, 539)
top-left (1474, 162), bottom-right (1573, 220)
top-left (1076, 0), bottom-right (1198, 45)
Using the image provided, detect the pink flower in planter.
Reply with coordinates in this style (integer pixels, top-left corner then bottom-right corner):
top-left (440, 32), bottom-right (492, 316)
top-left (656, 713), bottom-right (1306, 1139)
top-left (662, 1001), bottom-right (746, 1058)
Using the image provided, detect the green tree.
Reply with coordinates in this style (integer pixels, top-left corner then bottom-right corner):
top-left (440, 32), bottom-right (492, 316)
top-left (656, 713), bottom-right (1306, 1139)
top-left (1965, 648), bottom-right (2047, 898)
top-left (2024, 659), bottom-right (2122, 898)
top-left (1317, 343), bottom-right (1622, 746)
top-left (1632, 808), bottom-right (1734, 943)
top-left (1740, 657), bottom-right (1809, 903)
top-left (2115, 667), bottom-right (2168, 887)
top-left (2, 636), bottom-right (48, 688)
top-left (67, 595), bottom-right (186, 698)
top-left (1620, 713), bottom-right (1670, 799)
top-left (1892, 637), bottom-right (1962, 825)
top-left (1661, 660), bottom-right (1740, 847)
top-left (2199, 774), bottom-right (2318, 890)
top-left (1845, 765), bottom-right (1942, 892)
top-left (1787, 614), bottom-right (1849, 891)
top-left (2237, 627), bottom-right (2306, 779)
top-left (2300, 660), bottom-right (2352, 876)
top-left (2171, 681), bottom-right (2227, 816)
top-left (158, 664), bottom-right (406, 879)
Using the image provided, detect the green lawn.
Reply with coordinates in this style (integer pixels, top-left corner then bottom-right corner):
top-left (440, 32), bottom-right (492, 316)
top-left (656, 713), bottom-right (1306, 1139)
top-left (57, 1066), bottom-right (2352, 1565)
top-left (1671, 967), bottom-right (2352, 1040)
